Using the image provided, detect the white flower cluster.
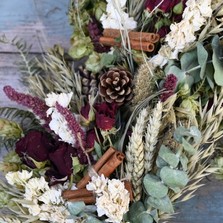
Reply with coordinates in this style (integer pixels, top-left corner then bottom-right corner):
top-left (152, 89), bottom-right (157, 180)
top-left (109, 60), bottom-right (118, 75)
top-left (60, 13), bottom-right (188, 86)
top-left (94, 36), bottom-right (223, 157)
top-left (165, 0), bottom-right (212, 56)
top-left (100, 0), bottom-right (137, 30)
top-left (150, 0), bottom-right (213, 66)
top-left (45, 92), bottom-right (75, 145)
top-left (86, 174), bottom-right (130, 223)
top-left (5, 170), bottom-right (72, 223)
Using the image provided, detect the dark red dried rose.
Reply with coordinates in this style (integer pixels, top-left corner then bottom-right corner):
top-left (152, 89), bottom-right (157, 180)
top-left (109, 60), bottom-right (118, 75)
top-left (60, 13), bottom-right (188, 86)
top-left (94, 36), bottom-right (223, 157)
top-left (86, 129), bottom-right (98, 149)
top-left (145, 0), bottom-right (181, 13)
top-left (15, 130), bottom-right (55, 168)
top-left (94, 102), bottom-right (118, 130)
top-left (49, 142), bottom-right (76, 177)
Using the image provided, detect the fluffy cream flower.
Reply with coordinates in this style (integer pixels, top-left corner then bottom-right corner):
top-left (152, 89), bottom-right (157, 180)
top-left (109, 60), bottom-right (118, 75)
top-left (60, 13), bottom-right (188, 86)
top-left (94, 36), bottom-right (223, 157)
top-left (86, 175), bottom-right (130, 223)
top-left (45, 92), bottom-right (73, 109)
top-left (100, 0), bottom-right (137, 30)
top-left (5, 170), bottom-right (33, 186)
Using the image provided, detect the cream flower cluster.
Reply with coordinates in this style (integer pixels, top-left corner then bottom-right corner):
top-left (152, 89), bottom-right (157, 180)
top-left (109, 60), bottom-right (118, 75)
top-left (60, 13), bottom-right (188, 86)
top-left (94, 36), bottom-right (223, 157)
top-left (5, 170), bottom-right (72, 223)
top-left (165, 0), bottom-right (212, 56)
top-left (150, 0), bottom-right (213, 66)
top-left (86, 174), bottom-right (130, 223)
top-left (100, 0), bottom-right (137, 30)
top-left (45, 92), bottom-right (75, 145)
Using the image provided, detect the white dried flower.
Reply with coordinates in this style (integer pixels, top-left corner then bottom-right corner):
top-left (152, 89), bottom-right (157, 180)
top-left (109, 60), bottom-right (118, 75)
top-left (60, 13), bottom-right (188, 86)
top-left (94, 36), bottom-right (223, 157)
top-left (45, 92), bottom-right (73, 109)
top-left (86, 174), bottom-right (108, 194)
top-left (100, 0), bottom-right (137, 30)
top-left (38, 188), bottom-right (63, 205)
top-left (5, 170), bottom-right (33, 186)
top-left (24, 176), bottom-right (49, 201)
top-left (87, 175), bottom-right (130, 223)
top-left (45, 92), bottom-right (76, 145)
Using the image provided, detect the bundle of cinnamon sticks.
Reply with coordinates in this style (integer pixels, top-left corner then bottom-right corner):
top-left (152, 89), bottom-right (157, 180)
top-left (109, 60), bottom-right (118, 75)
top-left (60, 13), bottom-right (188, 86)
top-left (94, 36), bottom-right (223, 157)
top-left (99, 29), bottom-right (160, 52)
top-left (62, 147), bottom-right (133, 203)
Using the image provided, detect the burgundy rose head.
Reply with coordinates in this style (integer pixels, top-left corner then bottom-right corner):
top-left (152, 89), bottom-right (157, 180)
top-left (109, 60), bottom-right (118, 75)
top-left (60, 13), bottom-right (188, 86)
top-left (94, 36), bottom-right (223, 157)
top-left (16, 130), bottom-right (55, 168)
top-left (145, 0), bottom-right (181, 13)
top-left (86, 129), bottom-right (98, 149)
top-left (49, 142), bottom-right (76, 177)
top-left (157, 25), bottom-right (170, 38)
top-left (94, 102), bottom-right (118, 131)
top-left (80, 103), bottom-right (95, 126)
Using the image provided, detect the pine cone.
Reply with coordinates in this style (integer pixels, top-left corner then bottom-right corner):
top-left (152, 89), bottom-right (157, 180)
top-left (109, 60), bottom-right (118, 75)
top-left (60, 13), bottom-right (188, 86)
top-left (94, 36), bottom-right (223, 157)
top-left (78, 66), bottom-right (98, 96)
top-left (99, 68), bottom-right (133, 105)
top-left (88, 16), bottom-right (110, 53)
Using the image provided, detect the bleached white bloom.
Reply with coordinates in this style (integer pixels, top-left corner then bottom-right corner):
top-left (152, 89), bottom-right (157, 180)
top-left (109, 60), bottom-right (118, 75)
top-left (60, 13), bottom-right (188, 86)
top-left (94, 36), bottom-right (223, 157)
top-left (100, 0), bottom-right (137, 30)
top-left (86, 175), bottom-right (130, 223)
top-left (38, 188), bottom-right (63, 205)
top-left (86, 174), bottom-right (108, 194)
top-left (22, 203), bottom-right (41, 216)
top-left (5, 170), bottom-right (33, 186)
top-left (39, 204), bottom-right (70, 223)
top-left (24, 176), bottom-right (49, 201)
top-left (45, 92), bottom-right (73, 109)
top-left (45, 92), bottom-right (76, 145)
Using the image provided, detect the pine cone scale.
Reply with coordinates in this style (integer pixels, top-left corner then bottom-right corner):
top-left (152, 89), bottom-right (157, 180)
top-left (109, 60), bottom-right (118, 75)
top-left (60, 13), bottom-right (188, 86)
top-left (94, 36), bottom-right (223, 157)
top-left (99, 68), bottom-right (133, 105)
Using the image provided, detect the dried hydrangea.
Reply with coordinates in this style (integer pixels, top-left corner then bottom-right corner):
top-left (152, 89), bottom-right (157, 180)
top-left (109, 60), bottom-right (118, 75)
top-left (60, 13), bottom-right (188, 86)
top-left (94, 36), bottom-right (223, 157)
top-left (86, 174), bottom-right (130, 223)
top-left (100, 0), bottom-right (137, 30)
top-left (150, 0), bottom-right (213, 64)
top-left (5, 170), bottom-right (71, 223)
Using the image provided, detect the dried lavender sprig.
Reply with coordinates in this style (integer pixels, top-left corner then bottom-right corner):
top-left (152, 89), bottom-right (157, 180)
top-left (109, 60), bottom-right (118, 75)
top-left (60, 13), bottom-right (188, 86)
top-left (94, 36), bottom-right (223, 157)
top-left (3, 85), bottom-right (50, 124)
top-left (55, 102), bottom-right (86, 148)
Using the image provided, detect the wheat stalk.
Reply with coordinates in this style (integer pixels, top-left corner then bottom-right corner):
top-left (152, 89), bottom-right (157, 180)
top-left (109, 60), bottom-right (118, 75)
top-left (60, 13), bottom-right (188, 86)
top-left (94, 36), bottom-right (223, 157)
top-left (144, 101), bottom-right (163, 173)
top-left (125, 108), bottom-right (148, 201)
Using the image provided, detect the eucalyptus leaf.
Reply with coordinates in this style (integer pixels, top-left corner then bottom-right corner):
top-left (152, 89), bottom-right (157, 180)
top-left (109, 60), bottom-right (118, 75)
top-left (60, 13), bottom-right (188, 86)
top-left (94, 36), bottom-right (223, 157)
top-left (143, 174), bottom-right (168, 198)
top-left (158, 145), bottom-right (179, 168)
top-left (85, 215), bottom-right (103, 223)
top-left (197, 42), bottom-right (208, 79)
top-left (180, 48), bottom-right (198, 71)
top-left (156, 156), bottom-right (168, 168)
top-left (68, 201), bottom-right (86, 216)
top-left (100, 53), bottom-right (116, 67)
top-left (180, 153), bottom-right (189, 171)
top-left (182, 137), bottom-right (196, 155)
top-left (189, 126), bottom-right (202, 144)
top-left (146, 195), bottom-right (174, 214)
top-left (160, 166), bottom-right (189, 189)
top-left (127, 201), bottom-right (146, 222)
top-left (134, 212), bottom-right (154, 223)
top-left (211, 35), bottom-right (223, 86)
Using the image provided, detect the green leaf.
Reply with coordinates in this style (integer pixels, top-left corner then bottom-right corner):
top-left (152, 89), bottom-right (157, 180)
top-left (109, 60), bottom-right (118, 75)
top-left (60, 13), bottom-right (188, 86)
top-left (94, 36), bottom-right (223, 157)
top-left (158, 145), bottom-right (179, 168)
top-left (180, 49), bottom-right (198, 71)
top-left (127, 201), bottom-right (146, 222)
top-left (182, 137), bottom-right (196, 155)
top-left (94, 141), bottom-right (102, 158)
top-left (156, 156), bottom-right (168, 168)
top-left (212, 35), bottom-right (223, 86)
top-left (68, 201), bottom-right (86, 216)
top-left (197, 42), bottom-right (208, 79)
top-left (160, 166), bottom-right (189, 189)
top-left (180, 153), bottom-right (189, 171)
top-left (100, 53), bottom-right (116, 67)
top-left (143, 174), bottom-right (168, 199)
top-left (146, 195), bottom-right (174, 214)
top-left (85, 215), bottom-right (103, 223)
top-left (134, 212), bottom-right (154, 223)
top-left (72, 157), bottom-right (84, 175)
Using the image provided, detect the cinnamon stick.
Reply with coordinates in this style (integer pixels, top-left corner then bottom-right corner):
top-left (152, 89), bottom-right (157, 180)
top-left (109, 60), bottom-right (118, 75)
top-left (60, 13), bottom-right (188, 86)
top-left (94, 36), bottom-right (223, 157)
top-left (100, 36), bottom-right (155, 52)
top-left (69, 196), bottom-right (96, 204)
top-left (77, 147), bottom-right (116, 189)
top-left (103, 29), bottom-right (160, 43)
top-left (130, 40), bottom-right (155, 52)
top-left (98, 151), bottom-right (125, 177)
top-left (62, 188), bottom-right (93, 200)
top-left (99, 36), bottom-right (121, 47)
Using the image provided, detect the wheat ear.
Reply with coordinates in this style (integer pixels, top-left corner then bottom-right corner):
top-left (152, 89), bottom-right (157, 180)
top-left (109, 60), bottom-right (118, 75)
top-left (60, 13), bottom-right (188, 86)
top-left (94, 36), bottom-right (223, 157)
top-left (144, 101), bottom-right (163, 173)
top-left (125, 108), bottom-right (148, 201)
